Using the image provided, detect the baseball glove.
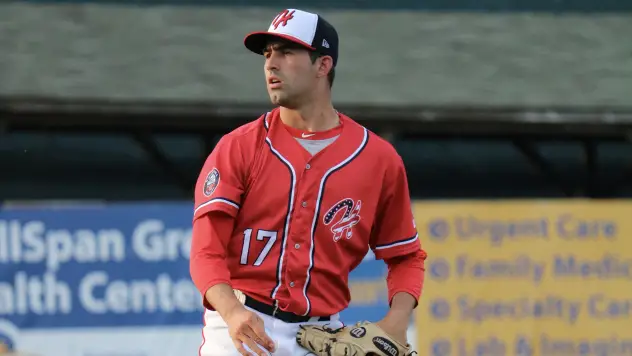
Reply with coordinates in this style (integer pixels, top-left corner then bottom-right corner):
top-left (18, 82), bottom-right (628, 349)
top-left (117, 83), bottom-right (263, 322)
top-left (296, 321), bottom-right (416, 356)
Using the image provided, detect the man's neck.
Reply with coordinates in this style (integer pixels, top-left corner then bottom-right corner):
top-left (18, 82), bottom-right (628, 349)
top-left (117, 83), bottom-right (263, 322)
top-left (279, 101), bottom-right (339, 133)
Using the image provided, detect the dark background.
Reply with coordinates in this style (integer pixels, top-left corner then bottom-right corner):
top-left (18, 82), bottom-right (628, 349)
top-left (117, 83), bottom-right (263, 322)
top-left (3, 101), bottom-right (631, 201)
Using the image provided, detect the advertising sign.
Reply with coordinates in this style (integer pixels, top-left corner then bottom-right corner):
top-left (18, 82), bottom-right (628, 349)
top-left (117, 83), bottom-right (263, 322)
top-left (414, 200), bottom-right (632, 356)
top-left (0, 203), bottom-right (391, 356)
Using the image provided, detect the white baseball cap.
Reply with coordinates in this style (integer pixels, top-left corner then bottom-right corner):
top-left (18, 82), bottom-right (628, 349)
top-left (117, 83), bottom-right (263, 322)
top-left (244, 9), bottom-right (339, 66)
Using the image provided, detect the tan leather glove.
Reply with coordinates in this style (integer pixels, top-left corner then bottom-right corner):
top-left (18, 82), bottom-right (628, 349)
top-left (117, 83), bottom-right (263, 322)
top-left (296, 321), bottom-right (416, 356)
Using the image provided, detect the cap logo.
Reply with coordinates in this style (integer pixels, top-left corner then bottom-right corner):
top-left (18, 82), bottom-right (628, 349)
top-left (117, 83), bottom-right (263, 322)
top-left (272, 9), bottom-right (295, 30)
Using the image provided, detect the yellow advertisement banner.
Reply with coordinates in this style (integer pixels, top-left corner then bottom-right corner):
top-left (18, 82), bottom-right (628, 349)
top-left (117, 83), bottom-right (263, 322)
top-left (413, 200), bottom-right (632, 356)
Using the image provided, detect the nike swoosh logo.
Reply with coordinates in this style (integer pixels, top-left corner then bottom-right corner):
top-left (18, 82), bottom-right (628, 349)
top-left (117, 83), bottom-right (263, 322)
top-left (301, 133), bottom-right (316, 138)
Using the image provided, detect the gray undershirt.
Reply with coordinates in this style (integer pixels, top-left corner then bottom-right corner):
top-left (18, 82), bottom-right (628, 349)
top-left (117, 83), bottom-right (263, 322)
top-left (295, 135), bottom-right (340, 156)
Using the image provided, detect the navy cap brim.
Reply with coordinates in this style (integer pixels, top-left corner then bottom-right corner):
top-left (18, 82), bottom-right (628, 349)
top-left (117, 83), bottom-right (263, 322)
top-left (244, 31), bottom-right (316, 55)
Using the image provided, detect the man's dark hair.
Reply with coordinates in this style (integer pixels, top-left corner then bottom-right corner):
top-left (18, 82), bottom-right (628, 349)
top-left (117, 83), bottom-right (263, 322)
top-left (310, 51), bottom-right (335, 88)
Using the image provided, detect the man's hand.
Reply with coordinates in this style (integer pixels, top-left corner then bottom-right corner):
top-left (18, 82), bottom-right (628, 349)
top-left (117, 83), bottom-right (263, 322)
top-left (224, 304), bottom-right (276, 356)
top-left (205, 284), bottom-right (276, 355)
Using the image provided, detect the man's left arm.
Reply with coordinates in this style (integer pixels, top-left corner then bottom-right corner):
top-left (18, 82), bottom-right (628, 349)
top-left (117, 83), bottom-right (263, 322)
top-left (369, 154), bottom-right (427, 345)
top-left (377, 250), bottom-right (426, 344)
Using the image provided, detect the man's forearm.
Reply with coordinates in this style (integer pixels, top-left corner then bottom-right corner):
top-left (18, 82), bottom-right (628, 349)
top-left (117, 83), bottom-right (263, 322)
top-left (384, 292), bottom-right (416, 324)
top-left (205, 283), bottom-right (243, 320)
top-left (376, 292), bottom-right (416, 344)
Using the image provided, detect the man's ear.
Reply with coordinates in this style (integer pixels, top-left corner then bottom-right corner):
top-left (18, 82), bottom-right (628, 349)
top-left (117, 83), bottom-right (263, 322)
top-left (316, 56), bottom-right (334, 78)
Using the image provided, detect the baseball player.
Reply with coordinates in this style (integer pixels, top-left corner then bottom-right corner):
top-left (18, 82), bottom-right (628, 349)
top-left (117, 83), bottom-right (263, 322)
top-left (190, 8), bottom-right (427, 356)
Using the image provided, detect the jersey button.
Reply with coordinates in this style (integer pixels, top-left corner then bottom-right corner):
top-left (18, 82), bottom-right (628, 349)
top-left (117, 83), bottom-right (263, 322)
top-left (301, 201), bottom-right (308, 208)
top-left (289, 282), bottom-right (295, 287)
top-left (294, 243), bottom-right (300, 249)
top-left (306, 164), bottom-right (311, 170)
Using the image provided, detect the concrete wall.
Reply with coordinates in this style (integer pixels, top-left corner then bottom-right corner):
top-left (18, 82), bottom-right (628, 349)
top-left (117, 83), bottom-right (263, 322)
top-left (1, 3), bottom-right (630, 106)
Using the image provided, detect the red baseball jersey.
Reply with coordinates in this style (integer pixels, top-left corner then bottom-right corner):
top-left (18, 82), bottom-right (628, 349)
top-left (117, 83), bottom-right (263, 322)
top-left (193, 108), bottom-right (421, 317)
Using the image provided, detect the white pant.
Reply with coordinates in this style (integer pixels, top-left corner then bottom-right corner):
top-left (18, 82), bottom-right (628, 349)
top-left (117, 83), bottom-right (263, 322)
top-left (199, 306), bottom-right (343, 356)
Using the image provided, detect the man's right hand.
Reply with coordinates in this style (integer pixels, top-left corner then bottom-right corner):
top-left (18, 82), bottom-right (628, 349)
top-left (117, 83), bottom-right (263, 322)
top-left (224, 304), bottom-right (276, 356)
top-left (205, 283), bottom-right (276, 355)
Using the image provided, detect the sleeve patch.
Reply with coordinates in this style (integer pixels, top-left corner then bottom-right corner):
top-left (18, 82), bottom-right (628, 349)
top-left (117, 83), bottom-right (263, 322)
top-left (203, 168), bottom-right (220, 197)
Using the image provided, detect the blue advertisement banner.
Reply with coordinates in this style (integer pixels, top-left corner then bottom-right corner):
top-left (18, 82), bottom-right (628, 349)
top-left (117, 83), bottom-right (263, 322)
top-left (0, 203), bottom-right (200, 330)
top-left (0, 202), bottom-right (389, 331)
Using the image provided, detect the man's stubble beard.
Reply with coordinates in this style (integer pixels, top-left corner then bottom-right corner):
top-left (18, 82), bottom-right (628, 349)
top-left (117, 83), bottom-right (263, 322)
top-left (270, 90), bottom-right (299, 109)
top-left (269, 92), bottom-right (284, 105)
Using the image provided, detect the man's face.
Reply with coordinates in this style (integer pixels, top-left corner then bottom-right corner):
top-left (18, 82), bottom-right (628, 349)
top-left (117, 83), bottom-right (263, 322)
top-left (263, 40), bottom-right (318, 108)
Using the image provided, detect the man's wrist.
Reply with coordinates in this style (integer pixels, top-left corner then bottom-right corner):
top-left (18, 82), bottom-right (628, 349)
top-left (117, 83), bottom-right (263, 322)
top-left (220, 298), bottom-right (245, 320)
top-left (384, 292), bottom-right (416, 324)
top-left (204, 283), bottom-right (244, 320)
top-left (383, 308), bottom-right (411, 326)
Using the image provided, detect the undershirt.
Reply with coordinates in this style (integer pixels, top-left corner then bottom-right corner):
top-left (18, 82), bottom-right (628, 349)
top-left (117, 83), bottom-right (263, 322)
top-left (295, 136), bottom-right (339, 155)
top-left (282, 119), bottom-right (343, 156)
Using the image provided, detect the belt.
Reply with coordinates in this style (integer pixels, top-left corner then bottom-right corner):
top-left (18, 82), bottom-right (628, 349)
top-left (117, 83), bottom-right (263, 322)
top-left (242, 295), bottom-right (331, 323)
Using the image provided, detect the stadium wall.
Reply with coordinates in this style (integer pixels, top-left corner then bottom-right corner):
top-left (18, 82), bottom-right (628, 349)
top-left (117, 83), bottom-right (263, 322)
top-left (1, 3), bottom-right (631, 106)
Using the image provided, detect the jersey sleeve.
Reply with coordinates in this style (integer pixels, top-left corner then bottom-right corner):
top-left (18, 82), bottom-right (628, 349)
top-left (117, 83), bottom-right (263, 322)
top-left (193, 135), bottom-right (247, 221)
top-left (385, 249), bottom-right (426, 307)
top-left (369, 155), bottom-right (421, 260)
top-left (190, 212), bottom-right (235, 310)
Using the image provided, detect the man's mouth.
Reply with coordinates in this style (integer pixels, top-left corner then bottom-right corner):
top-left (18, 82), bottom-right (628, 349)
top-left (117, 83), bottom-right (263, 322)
top-left (268, 76), bottom-right (283, 88)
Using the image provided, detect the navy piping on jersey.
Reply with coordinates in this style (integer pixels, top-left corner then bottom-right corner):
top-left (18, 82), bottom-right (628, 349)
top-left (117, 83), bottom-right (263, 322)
top-left (374, 233), bottom-right (419, 250)
top-left (262, 113), bottom-right (297, 300)
top-left (193, 197), bottom-right (240, 216)
top-left (302, 127), bottom-right (370, 316)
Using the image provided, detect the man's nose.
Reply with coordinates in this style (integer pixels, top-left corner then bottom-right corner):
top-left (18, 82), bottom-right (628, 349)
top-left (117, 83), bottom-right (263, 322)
top-left (265, 55), bottom-right (280, 71)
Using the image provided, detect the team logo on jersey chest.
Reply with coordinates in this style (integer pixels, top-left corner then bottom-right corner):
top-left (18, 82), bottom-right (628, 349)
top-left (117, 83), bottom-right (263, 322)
top-left (323, 198), bottom-right (362, 242)
top-left (203, 168), bottom-right (220, 196)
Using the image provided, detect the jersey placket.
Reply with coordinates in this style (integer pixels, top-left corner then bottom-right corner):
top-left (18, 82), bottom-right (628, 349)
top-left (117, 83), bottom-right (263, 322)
top-left (281, 157), bottom-right (320, 315)
top-left (281, 129), bottom-right (368, 316)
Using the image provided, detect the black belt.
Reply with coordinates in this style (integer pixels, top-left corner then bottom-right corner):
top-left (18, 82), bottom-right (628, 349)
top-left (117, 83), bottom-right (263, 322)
top-left (243, 295), bottom-right (331, 323)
